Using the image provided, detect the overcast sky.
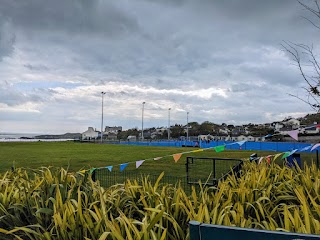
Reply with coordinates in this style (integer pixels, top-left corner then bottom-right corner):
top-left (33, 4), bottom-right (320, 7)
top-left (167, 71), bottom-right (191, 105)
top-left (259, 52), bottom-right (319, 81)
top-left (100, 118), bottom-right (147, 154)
top-left (0, 0), bottom-right (319, 134)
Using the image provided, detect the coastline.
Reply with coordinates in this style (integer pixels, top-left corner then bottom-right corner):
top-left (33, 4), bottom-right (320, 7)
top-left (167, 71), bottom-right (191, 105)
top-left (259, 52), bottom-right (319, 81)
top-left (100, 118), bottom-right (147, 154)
top-left (0, 138), bottom-right (75, 142)
top-left (0, 132), bottom-right (81, 142)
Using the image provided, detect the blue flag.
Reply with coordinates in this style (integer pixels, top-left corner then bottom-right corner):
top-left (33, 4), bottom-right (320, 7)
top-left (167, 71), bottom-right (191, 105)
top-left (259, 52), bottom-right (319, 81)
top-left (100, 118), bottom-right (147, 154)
top-left (120, 163), bottom-right (129, 172)
top-left (106, 166), bottom-right (113, 172)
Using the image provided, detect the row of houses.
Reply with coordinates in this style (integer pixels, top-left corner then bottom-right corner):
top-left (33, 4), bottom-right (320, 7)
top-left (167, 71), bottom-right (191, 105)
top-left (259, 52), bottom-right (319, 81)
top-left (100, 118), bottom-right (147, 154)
top-left (82, 126), bottom-right (260, 142)
top-left (197, 134), bottom-right (260, 142)
top-left (273, 117), bottom-right (320, 135)
top-left (82, 126), bottom-right (122, 140)
top-left (81, 126), bottom-right (167, 141)
top-left (218, 118), bottom-right (319, 136)
top-left (81, 117), bottom-right (319, 142)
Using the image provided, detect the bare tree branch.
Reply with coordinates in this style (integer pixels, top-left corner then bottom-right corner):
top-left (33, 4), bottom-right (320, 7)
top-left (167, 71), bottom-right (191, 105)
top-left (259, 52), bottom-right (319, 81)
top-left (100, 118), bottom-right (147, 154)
top-left (282, 41), bottom-right (315, 90)
top-left (298, 0), bottom-right (320, 30)
top-left (301, 16), bottom-right (320, 30)
top-left (282, 0), bottom-right (320, 112)
top-left (298, 0), bottom-right (320, 17)
top-left (288, 93), bottom-right (318, 111)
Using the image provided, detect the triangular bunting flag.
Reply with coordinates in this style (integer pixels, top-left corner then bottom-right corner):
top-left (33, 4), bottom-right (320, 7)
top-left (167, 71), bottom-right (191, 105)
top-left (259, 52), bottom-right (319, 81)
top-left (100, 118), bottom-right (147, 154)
top-left (79, 170), bottom-right (86, 174)
top-left (120, 163), bottom-right (129, 172)
top-left (105, 166), bottom-right (113, 172)
top-left (89, 168), bottom-right (96, 174)
top-left (289, 149), bottom-right (298, 156)
top-left (287, 130), bottom-right (299, 141)
top-left (299, 145), bottom-right (312, 152)
top-left (273, 153), bottom-right (283, 161)
top-left (281, 151), bottom-right (291, 159)
top-left (311, 143), bottom-right (320, 151)
top-left (173, 153), bottom-right (182, 163)
top-left (263, 134), bottom-right (273, 138)
top-left (236, 140), bottom-right (246, 146)
top-left (266, 155), bottom-right (271, 164)
top-left (136, 160), bottom-right (145, 169)
top-left (258, 157), bottom-right (264, 164)
top-left (192, 149), bottom-right (204, 153)
top-left (153, 157), bottom-right (162, 161)
top-left (214, 145), bottom-right (225, 153)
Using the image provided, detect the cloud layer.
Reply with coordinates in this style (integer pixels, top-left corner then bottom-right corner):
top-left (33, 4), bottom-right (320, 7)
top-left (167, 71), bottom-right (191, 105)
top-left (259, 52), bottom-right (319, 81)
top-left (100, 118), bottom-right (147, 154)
top-left (0, 0), bottom-right (319, 133)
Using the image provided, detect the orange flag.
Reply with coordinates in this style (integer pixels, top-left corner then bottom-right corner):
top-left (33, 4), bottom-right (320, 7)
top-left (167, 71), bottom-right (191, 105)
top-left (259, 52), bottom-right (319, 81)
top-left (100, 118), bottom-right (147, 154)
top-left (173, 153), bottom-right (182, 163)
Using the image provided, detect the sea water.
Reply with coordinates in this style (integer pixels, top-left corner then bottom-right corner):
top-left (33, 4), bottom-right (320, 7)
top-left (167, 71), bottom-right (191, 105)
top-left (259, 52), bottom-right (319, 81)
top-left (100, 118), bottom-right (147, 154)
top-left (0, 133), bottom-right (37, 139)
top-left (0, 133), bottom-right (73, 142)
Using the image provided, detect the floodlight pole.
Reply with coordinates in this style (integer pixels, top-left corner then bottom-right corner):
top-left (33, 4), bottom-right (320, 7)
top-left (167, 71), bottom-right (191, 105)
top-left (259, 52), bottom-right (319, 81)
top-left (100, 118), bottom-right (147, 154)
top-left (101, 92), bottom-right (106, 143)
top-left (142, 102), bottom-right (145, 141)
top-left (168, 108), bottom-right (171, 140)
top-left (187, 111), bottom-right (189, 141)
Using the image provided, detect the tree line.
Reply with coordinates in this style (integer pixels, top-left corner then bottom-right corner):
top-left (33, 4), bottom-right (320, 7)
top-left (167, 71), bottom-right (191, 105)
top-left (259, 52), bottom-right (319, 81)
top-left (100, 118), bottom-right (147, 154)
top-left (116, 121), bottom-right (274, 140)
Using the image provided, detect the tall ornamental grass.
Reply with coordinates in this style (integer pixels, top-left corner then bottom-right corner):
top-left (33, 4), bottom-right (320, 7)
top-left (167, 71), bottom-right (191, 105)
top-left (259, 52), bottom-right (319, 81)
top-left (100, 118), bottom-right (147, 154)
top-left (0, 160), bottom-right (319, 239)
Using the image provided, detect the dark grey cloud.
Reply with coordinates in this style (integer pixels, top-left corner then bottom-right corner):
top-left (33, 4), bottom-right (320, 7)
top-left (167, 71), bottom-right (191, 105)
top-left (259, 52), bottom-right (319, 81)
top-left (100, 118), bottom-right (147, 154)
top-left (2, 0), bottom-right (314, 87)
top-left (23, 64), bottom-right (49, 71)
top-left (0, 0), bottom-right (139, 36)
top-left (0, 0), bottom-right (318, 133)
top-left (0, 21), bottom-right (15, 60)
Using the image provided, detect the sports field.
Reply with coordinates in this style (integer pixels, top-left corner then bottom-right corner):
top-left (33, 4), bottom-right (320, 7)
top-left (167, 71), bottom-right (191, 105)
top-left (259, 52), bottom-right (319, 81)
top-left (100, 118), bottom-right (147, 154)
top-left (0, 141), bottom-right (316, 178)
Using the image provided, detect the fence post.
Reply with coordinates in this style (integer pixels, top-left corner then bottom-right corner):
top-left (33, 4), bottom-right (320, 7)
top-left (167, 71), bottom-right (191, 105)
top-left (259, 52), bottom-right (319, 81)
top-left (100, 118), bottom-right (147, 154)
top-left (189, 221), bottom-right (201, 240)
top-left (186, 157), bottom-right (189, 184)
top-left (213, 159), bottom-right (216, 179)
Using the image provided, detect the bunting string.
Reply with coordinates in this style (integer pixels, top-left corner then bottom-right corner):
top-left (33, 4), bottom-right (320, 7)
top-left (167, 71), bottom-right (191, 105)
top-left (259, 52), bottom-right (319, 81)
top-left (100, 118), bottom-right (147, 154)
top-left (78, 141), bottom-right (320, 174)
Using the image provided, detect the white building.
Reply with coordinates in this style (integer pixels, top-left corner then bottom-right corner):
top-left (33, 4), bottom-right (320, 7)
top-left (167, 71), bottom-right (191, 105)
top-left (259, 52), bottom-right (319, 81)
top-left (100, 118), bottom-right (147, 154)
top-left (104, 126), bottom-right (122, 134)
top-left (219, 128), bottom-right (229, 135)
top-left (304, 125), bottom-right (320, 134)
top-left (127, 135), bottom-right (137, 141)
top-left (283, 118), bottom-right (300, 129)
top-left (82, 127), bottom-right (99, 140)
top-left (150, 127), bottom-right (167, 139)
top-left (234, 135), bottom-right (255, 142)
top-left (272, 122), bottom-right (285, 132)
top-left (198, 134), bottom-right (214, 141)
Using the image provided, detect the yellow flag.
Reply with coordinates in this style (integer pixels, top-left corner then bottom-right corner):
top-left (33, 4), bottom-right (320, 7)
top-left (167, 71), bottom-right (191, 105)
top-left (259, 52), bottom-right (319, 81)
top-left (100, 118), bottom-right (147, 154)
top-left (79, 170), bottom-right (86, 174)
top-left (273, 153), bottom-right (283, 161)
top-left (192, 149), bottom-right (204, 153)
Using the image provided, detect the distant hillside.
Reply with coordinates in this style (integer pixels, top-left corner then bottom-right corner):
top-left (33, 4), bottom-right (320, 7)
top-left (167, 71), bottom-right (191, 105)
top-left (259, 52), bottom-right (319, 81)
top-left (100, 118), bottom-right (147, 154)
top-left (34, 133), bottom-right (81, 139)
top-left (298, 113), bottom-right (320, 125)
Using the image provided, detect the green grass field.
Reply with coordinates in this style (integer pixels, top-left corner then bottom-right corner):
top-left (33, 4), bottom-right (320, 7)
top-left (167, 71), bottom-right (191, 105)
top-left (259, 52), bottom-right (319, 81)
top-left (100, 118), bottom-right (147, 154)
top-left (0, 141), bottom-right (317, 179)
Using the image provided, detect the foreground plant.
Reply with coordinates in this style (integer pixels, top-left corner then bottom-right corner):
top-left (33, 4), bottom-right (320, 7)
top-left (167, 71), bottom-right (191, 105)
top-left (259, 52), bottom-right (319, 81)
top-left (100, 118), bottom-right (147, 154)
top-left (0, 161), bottom-right (319, 239)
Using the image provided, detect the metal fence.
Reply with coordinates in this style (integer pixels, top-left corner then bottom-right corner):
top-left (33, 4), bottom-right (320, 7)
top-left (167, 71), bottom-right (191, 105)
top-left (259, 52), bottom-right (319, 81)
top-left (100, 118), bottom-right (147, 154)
top-left (93, 157), bottom-right (243, 193)
top-left (119, 140), bottom-right (317, 153)
top-left (94, 169), bottom-right (194, 192)
top-left (186, 157), bottom-right (243, 186)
